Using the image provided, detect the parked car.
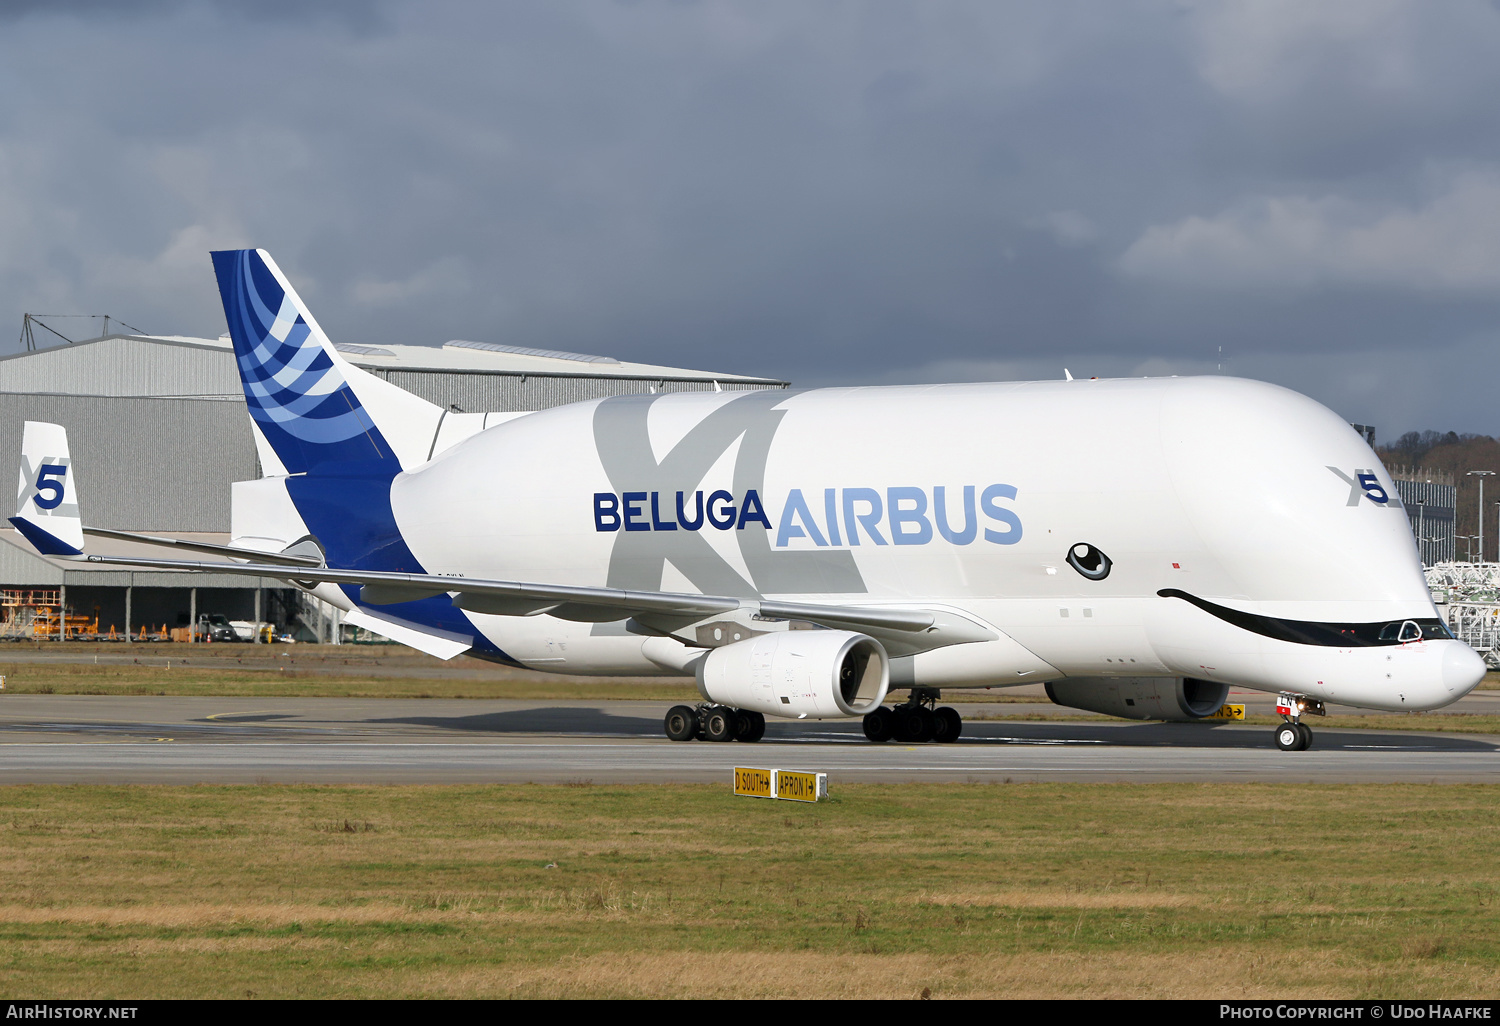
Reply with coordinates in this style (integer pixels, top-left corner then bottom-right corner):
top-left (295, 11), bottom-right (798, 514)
top-left (196, 613), bottom-right (240, 643)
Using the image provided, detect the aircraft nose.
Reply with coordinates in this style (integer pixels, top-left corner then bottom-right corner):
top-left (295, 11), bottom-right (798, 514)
top-left (1442, 641), bottom-right (1487, 698)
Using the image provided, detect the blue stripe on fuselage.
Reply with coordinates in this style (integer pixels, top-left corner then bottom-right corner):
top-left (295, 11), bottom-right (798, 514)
top-left (285, 462), bottom-right (513, 663)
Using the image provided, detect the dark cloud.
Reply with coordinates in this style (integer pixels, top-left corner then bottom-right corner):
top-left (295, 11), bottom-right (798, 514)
top-left (2, 0), bottom-right (1498, 437)
top-left (0, 0), bottom-right (384, 29)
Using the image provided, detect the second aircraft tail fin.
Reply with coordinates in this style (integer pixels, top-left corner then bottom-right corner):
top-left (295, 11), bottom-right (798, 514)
top-left (10, 421), bottom-right (83, 557)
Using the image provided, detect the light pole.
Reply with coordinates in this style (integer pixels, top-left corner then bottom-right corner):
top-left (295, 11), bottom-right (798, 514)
top-left (1468, 471), bottom-right (1494, 563)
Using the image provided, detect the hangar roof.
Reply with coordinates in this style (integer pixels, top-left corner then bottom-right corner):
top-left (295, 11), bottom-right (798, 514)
top-left (0, 334), bottom-right (784, 398)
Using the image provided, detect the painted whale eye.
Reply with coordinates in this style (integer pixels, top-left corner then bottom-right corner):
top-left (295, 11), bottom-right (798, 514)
top-left (1067, 542), bottom-right (1111, 581)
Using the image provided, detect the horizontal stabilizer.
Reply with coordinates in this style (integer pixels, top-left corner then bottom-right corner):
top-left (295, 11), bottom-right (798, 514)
top-left (343, 607), bottom-right (472, 660)
top-left (81, 527), bottom-right (322, 567)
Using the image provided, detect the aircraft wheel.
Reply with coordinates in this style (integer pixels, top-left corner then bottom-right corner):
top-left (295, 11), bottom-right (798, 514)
top-left (1274, 723), bottom-right (1301, 751)
top-left (703, 705), bottom-right (738, 742)
top-left (901, 706), bottom-right (936, 744)
top-left (933, 706), bottom-right (963, 743)
top-left (890, 709), bottom-right (910, 742)
top-left (664, 705), bottom-right (698, 742)
top-left (1296, 722), bottom-right (1313, 751)
top-left (735, 709), bottom-right (766, 743)
top-left (863, 706), bottom-right (895, 743)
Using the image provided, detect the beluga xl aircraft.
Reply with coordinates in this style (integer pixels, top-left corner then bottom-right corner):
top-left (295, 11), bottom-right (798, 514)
top-left (10, 249), bottom-right (1485, 751)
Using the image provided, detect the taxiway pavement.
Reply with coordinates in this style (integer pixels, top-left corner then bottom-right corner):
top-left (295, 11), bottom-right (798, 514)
top-left (0, 695), bottom-right (1496, 784)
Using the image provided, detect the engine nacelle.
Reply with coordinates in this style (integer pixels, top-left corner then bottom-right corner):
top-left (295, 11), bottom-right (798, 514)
top-left (1045, 677), bottom-right (1231, 722)
top-left (696, 630), bottom-right (889, 719)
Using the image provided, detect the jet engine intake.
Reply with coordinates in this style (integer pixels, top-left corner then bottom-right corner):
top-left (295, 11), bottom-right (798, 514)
top-left (1045, 677), bottom-right (1231, 722)
top-left (696, 630), bottom-right (889, 719)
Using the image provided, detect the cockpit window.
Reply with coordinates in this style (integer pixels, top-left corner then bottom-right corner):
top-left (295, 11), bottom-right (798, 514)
top-left (1379, 620), bottom-right (1426, 643)
top-left (1160, 589), bottom-right (1455, 648)
top-left (1419, 620), bottom-right (1455, 641)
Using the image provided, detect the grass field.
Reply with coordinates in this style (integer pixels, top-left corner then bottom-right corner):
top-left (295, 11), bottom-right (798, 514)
top-left (0, 783), bottom-right (1495, 998)
top-left (0, 660), bottom-right (705, 701)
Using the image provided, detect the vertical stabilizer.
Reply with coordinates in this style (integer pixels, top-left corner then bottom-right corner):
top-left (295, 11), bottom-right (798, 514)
top-left (211, 249), bottom-right (442, 474)
top-left (10, 421), bottom-right (83, 556)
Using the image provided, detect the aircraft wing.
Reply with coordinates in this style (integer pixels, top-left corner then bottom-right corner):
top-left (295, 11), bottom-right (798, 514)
top-left (80, 527), bottom-right (323, 567)
top-left (78, 553), bottom-right (945, 636)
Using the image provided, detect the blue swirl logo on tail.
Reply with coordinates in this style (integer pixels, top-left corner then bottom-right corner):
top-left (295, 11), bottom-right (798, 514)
top-left (212, 249), bottom-right (390, 473)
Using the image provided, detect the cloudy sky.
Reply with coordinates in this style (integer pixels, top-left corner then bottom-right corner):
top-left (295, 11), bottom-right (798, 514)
top-left (3, 0), bottom-right (1500, 438)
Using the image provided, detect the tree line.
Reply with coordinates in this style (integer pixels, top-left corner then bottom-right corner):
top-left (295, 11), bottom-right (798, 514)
top-left (1378, 431), bottom-right (1500, 562)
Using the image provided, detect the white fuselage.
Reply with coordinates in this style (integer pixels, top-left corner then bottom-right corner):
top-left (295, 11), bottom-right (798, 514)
top-left (371, 375), bottom-right (1479, 712)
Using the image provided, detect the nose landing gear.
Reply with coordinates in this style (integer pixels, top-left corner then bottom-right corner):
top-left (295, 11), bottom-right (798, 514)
top-left (1273, 693), bottom-right (1324, 751)
top-left (1274, 721), bottom-right (1308, 751)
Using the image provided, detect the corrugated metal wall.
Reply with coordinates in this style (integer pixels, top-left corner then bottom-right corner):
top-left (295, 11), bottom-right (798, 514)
top-left (0, 537), bottom-right (63, 586)
top-left (0, 338), bottom-right (240, 397)
top-left (370, 370), bottom-right (782, 412)
top-left (0, 393), bottom-right (257, 531)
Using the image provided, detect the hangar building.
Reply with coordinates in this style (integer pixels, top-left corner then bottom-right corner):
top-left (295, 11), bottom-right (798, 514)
top-left (0, 333), bottom-right (786, 641)
top-left (1390, 468), bottom-right (1457, 566)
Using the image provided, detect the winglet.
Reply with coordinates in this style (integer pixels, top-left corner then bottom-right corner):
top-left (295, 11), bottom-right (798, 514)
top-left (10, 421), bottom-right (84, 557)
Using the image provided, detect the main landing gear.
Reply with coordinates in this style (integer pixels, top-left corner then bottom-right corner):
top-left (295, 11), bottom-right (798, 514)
top-left (1273, 692), bottom-right (1325, 751)
top-left (664, 704), bottom-right (766, 743)
top-left (862, 689), bottom-right (963, 744)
